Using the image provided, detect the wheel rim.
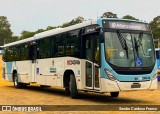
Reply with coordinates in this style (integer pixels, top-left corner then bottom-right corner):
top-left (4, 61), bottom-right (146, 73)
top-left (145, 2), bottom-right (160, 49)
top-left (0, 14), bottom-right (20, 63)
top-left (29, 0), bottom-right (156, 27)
top-left (14, 77), bottom-right (17, 86)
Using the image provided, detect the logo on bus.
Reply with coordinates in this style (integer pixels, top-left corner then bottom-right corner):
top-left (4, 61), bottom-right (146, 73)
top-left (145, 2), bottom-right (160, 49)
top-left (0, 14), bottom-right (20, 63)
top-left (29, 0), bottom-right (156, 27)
top-left (67, 60), bottom-right (80, 65)
top-left (50, 67), bottom-right (56, 73)
top-left (50, 60), bottom-right (56, 73)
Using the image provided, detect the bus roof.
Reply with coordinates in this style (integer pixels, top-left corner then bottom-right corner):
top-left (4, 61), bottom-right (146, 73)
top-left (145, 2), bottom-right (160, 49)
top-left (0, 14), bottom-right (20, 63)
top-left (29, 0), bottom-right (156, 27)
top-left (34, 20), bottom-right (96, 40)
top-left (4, 37), bottom-right (35, 48)
top-left (3, 18), bottom-right (148, 48)
top-left (97, 18), bottom-right (147, 23)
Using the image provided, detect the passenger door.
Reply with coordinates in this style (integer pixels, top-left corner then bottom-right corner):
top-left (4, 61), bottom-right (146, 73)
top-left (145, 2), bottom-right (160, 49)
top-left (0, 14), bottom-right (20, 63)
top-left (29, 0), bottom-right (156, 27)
top-left (83, 34), bottom-right (100, 90)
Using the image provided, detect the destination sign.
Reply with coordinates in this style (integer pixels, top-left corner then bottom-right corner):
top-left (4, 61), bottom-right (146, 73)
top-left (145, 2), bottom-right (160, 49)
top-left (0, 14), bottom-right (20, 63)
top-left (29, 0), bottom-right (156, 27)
top-left (102, 20), bottom-right (150, 31)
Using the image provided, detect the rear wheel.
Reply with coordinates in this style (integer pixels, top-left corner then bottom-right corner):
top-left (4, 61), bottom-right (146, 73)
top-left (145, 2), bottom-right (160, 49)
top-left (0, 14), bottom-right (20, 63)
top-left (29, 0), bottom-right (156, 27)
top-left (110, 92), bottom-right (119, 97)
top-left (70, 74), bottom-right (78, 99)
top-left (13, 73), bottom-right (23, 88)
top-left (65, 87), bottom-right (70, 96)
top-left (65, 76), bottom-right (70, 96)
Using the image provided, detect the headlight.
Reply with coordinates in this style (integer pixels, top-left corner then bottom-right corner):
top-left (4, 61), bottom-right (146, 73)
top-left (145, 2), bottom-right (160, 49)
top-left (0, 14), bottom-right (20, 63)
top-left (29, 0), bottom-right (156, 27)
top-left (105, 69), bottom-right (117, 81)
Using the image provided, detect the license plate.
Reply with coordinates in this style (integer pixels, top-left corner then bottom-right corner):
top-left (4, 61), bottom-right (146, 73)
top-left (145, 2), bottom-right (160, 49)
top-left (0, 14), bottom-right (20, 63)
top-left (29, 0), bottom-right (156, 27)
top-left (131, 84), bottom-right (141, 88)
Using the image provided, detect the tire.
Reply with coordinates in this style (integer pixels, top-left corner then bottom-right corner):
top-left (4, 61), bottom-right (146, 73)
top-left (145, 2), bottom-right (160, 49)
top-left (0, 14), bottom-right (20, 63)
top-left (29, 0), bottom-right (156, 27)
top-left (70, 74), bottom-right (78, 99)
top-left (13, 73), bottom-right (23, 88)
top-left (110, 92), bottom-right (119, 97)
top-left (65, 87), bottom-right (70, 96)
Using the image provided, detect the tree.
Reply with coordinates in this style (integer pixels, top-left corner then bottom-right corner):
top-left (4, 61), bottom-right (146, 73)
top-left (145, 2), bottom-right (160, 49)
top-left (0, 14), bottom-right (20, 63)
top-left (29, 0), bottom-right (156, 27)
top-left (0, 16), bottom-right (13, 45)
top-left (150, 16), bottom-right (160, 48)
top-left (101, 12), bottom-right (117, 18)
top-left (36, 29), bottom-right (45, 33)
top-left (20, 30), bottom-right (36, 40)
top-left (46, 26), bottom-right (57, 30)
top-left (122, 15), bottom-right (138, 20)
top-left (61, 16), bottom-right (85, 28)
top-left (150, 16), bottom-right (160, 39)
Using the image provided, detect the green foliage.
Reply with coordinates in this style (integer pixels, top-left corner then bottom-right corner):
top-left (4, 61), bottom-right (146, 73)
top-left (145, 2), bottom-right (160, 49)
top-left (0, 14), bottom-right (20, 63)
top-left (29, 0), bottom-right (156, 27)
top-left (122, 15), bottom-right (138, 20)
top-left (150, 16), bottom-right (160, 39)
top-left (149, 16), bottom-right (160, 48)
top-left (46, 26), bottom-right (57, 30)
top-left (0, 16), bottom-right (14, 45)
top-left (101, 12), bottom-right (117, 18)
top-left (20, 29), bottom-right (46, 39)
top-left (18, 16), bottom-right (85, 39)
top-left (20, 30), bottom-right (36, 40)
top-left (61, 16), bottom-right (85, 28)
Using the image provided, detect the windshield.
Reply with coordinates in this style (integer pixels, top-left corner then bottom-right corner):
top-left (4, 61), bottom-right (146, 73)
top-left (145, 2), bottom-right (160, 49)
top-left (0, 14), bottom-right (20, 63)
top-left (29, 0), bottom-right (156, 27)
top-left (104, 32), bottom-right (155, 67)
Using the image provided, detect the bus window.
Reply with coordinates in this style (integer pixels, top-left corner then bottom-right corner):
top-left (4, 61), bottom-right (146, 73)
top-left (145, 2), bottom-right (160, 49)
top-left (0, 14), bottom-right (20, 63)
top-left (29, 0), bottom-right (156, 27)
top-left (55, 35), bottom-right (64, 56)
top-left (65, 30), bottom-right (80, 57)
top-left (156, 50), bottom-right (160, 59)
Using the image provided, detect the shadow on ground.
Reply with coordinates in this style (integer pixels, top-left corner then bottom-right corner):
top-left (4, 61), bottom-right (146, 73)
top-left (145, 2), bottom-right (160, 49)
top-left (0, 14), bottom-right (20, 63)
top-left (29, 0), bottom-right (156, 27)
top-left (5, 85), bottom-right (152, 105)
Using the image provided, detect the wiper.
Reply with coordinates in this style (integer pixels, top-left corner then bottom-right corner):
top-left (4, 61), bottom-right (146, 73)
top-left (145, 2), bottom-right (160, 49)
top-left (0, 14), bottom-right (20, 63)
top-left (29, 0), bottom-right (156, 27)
top-left (134, 32), bottom-right (143, 55)
top-left (117, 30), bottom-right (129, 58)
top-left (139, 32), bottom-right (143, 41)
top-left (134, 37), bottom-right (139, 57)
top-left (134, 32), bottom-right (147, 65)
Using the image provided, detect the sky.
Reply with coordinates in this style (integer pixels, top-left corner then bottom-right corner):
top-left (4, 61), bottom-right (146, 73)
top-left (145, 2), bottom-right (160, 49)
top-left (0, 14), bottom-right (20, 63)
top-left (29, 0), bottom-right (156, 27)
top-left (0, 0), bottom-right (159, 36)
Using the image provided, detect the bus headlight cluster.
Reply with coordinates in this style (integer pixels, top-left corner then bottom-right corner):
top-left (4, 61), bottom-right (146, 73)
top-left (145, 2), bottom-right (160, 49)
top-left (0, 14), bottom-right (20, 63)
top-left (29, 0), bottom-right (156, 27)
top-left (105, 69), bottom-right (117, 81)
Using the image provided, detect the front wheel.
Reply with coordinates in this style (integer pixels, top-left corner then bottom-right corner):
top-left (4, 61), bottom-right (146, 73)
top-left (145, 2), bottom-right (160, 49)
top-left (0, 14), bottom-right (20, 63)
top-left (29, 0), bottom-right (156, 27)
top-left (110, 92), bottom-right (119, 97)
top-left (70, 74), bottom-right (78, 99)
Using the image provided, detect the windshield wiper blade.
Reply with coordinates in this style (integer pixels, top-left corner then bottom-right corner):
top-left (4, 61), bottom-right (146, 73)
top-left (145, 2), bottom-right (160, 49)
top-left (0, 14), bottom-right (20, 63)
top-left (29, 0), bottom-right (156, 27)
top-left (134, 37), bottom-right (139, 57)
top-left (117, 30), bottom-right (129, 58)
top-left (139, 32), bottom-right (143, 41)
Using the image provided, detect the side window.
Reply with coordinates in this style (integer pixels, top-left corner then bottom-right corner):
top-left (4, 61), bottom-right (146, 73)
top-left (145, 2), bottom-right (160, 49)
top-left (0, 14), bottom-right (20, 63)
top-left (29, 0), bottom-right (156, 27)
top-left (65, 30), bottom-right (80, 57)
top-left (94, 36), bottom-right (100, 64)
top-left (156, 50), bottom-right (160, 59)
top-left (55, 35), bottom-right (64, 56)
top-left (14, 45), bottom-right (20, 60)
top-left (37, 38), bottom-right (51, 59)
top-left (7, 47), bottom-right (13, 61)
top-left (50, 36), bottom-right (56, 57)
top-left (21, 43), bottom-right (29, 60)
top-left (85, 36), bottom-right (93, 61)
top-left (3, 48), bottom-right (7, 61)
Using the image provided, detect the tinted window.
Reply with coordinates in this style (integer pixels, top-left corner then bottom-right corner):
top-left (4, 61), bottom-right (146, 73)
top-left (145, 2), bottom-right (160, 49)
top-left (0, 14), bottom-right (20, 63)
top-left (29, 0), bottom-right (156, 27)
top-left (13, 45), bottom-right (20, 60)
top-left (37, 38), bottom-right (52, 59)
top-left (55, 35), bottom-right (64, 56)
top-left (4, 43), bottom-right (30, 62)
top-left (156, 50), bottom-right (160, 59)
top-left (65, 30), bottom-right (80, 57)
top-left (21, 43), bottom-right (29, 60)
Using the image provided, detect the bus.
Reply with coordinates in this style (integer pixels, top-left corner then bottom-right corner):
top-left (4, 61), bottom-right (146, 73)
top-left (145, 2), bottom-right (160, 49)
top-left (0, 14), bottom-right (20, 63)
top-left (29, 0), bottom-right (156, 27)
top-left (155, 48), bottom-right (160, 81)
top-left (2, 18), bottom-right (157, 98)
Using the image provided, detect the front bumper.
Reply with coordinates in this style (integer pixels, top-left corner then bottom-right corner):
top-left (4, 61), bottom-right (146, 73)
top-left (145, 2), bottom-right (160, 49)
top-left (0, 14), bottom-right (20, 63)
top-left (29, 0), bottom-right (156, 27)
top-left (100, 78), bottom-right (157, 92)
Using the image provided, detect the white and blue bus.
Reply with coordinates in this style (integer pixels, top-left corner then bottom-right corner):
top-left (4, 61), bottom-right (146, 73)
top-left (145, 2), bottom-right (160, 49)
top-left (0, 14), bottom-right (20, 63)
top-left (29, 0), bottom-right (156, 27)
top-left (2, 18), bottom-right (157, 98)
top-left (155, 48), bottom-right (160, 81)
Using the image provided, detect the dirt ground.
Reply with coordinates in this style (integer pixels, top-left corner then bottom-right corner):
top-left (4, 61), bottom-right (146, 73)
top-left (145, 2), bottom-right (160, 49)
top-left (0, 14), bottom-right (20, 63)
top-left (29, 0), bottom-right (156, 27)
top-left (1, 72), bottom-right (160, 113)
